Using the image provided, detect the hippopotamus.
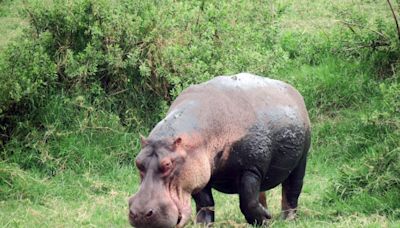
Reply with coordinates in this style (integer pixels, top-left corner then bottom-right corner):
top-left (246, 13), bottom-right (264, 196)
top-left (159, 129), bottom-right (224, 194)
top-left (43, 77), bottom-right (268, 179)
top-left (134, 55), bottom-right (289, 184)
top-left (128, 73), bottom-right (311, 227)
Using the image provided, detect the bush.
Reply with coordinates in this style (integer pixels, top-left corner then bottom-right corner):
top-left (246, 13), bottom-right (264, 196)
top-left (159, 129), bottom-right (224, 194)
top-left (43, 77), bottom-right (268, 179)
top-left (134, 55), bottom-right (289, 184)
top-left (2, 93), bottom-right (139, 174)
top-left (276, 1), bottom-right (400, 217)
top-left (290, 56), bottom-right (373, 114)
top-left (327, 80), bottom-right (400, 217)
top-left (0, 0), bottom-right (286, 172)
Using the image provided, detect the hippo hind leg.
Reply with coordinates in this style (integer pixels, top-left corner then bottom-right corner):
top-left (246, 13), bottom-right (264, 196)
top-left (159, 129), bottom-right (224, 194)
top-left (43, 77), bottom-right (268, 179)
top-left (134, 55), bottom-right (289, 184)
top-left (281, 151), bottom-right (308, 220)
top-left (280, 126), bottom-right (310, 220)
top-left (192, 185), bottom-right (215, 224)
top-left (259, 192), bottom-right (273, 218)
top-left (239, 171), bottom-right (272, 225)
top-left (259, 192), bottom-right (267, 208)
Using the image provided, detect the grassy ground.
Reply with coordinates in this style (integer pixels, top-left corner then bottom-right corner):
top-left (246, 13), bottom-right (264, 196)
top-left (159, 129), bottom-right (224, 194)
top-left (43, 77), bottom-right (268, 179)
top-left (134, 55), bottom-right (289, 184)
top-left (1, 135), bottom-right (398, 227)
top-left (0, 0), bottom-right (399, 227)
top-left (0, 0), bottom-right (27, 51)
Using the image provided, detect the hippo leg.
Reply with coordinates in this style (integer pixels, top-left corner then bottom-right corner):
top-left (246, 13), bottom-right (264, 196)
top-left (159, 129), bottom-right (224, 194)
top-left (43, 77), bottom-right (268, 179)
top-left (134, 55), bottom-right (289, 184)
top-left (239, 171), bottom-right (272, 225)
top-left (192, 185), bottom-right (214, 224)
top-left (281, 154), bottom-right (307, 220)
top-left (259, 192), bottom-right (267, 209)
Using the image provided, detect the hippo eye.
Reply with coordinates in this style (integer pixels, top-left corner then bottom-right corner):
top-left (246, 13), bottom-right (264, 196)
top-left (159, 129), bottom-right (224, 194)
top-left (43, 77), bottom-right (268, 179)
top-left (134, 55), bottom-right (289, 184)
top-left (160, 159), bottom-right (173, 174)
top-left (136, 161), bottom-right (146, 180)
top-left (135, 160), bottom-right (145, 172)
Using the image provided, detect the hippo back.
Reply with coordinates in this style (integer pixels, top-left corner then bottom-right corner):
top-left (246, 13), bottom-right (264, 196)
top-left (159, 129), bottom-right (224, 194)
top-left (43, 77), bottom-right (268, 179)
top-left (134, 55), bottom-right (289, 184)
top-left (162, 73), bottom-right (309, 137)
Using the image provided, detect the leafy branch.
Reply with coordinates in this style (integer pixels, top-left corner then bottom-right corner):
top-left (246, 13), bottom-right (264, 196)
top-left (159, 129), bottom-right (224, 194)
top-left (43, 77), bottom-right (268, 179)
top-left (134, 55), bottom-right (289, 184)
top-left (387, 0), bottom-right (400, 41)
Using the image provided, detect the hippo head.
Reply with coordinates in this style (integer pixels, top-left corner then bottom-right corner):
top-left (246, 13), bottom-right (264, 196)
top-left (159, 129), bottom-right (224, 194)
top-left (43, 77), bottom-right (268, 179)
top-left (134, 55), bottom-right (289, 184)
top-left (128, 136), bottom-right (210, 228)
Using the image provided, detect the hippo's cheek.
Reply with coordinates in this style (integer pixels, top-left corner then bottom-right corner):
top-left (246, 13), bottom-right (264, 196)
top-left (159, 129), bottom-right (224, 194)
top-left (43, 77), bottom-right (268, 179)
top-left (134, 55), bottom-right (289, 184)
top-left (178, 153), bottom-right (212, 191)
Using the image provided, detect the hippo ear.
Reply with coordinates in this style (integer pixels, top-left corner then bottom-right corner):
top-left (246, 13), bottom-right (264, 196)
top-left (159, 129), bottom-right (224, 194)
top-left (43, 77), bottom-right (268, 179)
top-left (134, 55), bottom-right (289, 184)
top-left (172, 137), bottom-right (182, 150)
top-left (140, 134), bottom-right (148, 147)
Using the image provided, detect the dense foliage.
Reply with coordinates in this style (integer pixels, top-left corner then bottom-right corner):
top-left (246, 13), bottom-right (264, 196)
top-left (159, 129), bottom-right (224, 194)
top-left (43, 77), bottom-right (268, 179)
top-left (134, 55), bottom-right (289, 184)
top-left (0, 0), bottom-right (399, 225)
top-left (0, 0), bottom-right (288, 171)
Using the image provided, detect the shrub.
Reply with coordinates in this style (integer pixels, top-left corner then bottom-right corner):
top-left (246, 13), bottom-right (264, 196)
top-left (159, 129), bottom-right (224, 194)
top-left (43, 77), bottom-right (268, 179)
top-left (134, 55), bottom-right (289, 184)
top-left (0, 0), bottom-right (285, 172)
top-left (327, 80), bottom-right (400, 217)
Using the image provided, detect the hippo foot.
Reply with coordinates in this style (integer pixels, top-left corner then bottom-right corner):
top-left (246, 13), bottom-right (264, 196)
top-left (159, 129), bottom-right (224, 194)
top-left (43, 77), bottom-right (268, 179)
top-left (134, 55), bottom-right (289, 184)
top-left (261, 203), bottom-right (273, 219)
top-left (244, 203), bottom-right (272, 225)
top-left (196, 206), bottom-right (215, 225)
top-left (282, 208), bottom-right (297, 220)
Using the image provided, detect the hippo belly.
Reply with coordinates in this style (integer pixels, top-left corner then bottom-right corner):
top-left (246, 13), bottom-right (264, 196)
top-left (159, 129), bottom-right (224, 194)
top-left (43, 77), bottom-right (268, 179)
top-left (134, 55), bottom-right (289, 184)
top-left (210, 120), bottom-right (308, 194)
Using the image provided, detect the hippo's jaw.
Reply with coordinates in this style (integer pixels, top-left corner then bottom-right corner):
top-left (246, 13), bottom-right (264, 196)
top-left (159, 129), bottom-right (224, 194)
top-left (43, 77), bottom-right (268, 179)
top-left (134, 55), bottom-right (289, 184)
top-left (172, 190), bottom-right (192, 228)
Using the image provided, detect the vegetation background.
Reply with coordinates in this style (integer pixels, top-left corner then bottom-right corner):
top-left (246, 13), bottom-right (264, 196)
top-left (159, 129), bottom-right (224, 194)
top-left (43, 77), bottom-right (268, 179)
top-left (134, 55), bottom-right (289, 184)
top-left (0, 0), bottom-right (399, 227)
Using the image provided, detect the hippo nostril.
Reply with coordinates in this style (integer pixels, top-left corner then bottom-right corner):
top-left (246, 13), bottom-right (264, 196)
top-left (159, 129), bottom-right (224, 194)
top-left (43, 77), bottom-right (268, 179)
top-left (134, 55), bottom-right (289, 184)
top-left (146, 209), bottom-right (153, 218)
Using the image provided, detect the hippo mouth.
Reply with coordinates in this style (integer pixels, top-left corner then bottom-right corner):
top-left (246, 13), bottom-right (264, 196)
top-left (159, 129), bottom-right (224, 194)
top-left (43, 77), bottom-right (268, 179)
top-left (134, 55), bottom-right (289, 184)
top-left (170, 191), bottom-right (190, 228)
top-left (128, 211), bottom-right (182, 228)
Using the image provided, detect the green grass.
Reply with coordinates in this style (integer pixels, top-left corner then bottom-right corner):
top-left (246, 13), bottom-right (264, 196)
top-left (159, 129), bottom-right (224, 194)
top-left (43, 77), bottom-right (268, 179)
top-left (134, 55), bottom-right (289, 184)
top-left (0, 166), bottom-right (138, 227)
top-left (0, 0), bottom-right (27, 50)
top-left (1, 0), bottom-right (399, 227)
top-left (1, 149), bottom-right (398, 227)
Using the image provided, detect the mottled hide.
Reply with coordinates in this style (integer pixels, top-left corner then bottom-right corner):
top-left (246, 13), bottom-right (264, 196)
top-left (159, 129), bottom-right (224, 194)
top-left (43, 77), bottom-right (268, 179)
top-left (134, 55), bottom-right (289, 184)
top-left (128, 73), bottom-right (311, 227)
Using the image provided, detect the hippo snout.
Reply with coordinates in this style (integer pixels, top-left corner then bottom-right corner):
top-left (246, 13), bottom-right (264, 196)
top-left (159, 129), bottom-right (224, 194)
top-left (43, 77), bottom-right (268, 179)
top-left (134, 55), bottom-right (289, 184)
top-left (128, 204), bottom-right (159, 226)
top-left (129, 208), bottom-right (154, 219)
top-left (128, 194), bottom-right (180, 228)
top-left (128, 207), bottom-right (157, 226)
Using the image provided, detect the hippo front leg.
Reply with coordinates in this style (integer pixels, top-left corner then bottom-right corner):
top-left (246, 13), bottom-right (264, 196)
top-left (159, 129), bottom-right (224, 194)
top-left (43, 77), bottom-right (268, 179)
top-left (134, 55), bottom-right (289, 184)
top-left (192, 185), bottom-right (214, 224)
top-left (239, 171), bottom-right (272, 225)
